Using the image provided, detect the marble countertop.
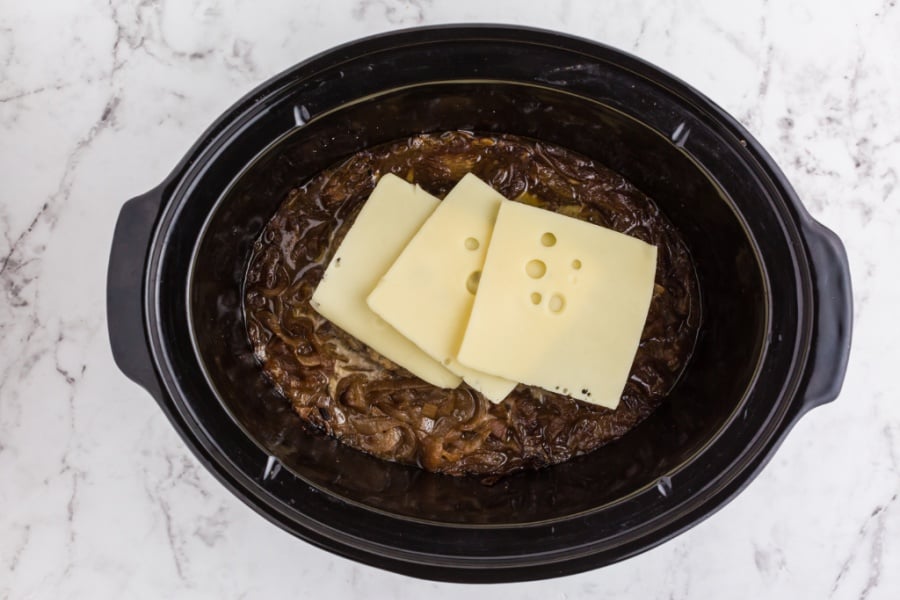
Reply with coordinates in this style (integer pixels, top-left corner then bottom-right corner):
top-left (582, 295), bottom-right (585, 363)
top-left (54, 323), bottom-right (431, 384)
top-left (1, 0), bottom-right (898, 598)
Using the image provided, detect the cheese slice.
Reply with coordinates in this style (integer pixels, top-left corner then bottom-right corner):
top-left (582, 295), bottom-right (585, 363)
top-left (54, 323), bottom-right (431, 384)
top-left (367, 174), bottom-right (517, 402)
top-left (310, 173), bottom-right (460, 388)
top-left (457, 200), bottom-right (657, 409)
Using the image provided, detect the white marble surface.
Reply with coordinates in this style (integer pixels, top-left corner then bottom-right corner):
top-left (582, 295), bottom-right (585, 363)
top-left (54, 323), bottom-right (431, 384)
top-left (1, 0), bottom-right (898, 597)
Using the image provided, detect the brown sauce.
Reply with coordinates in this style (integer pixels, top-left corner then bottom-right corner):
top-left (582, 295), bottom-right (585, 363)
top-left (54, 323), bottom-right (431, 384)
top-left (244, 131), bottom-right (700, 480)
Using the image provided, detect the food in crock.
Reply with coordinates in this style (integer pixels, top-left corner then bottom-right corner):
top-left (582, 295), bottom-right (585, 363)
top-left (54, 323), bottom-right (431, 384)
top-left (244, 130), bottom-right (700, 479)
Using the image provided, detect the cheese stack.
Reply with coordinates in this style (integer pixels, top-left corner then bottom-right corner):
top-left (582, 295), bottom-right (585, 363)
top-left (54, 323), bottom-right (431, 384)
top-left (311, 172), bottom-right (657, 409)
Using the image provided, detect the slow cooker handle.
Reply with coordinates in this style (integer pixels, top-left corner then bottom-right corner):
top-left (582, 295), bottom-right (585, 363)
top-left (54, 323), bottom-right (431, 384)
top-left (107, 188), bottom-right (165, 399)
top-left (797, 217), bottom-right (852, 414)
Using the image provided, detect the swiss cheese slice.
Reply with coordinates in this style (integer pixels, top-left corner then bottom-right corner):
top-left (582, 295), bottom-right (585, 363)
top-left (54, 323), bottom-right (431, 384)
top-left (367, 174), bottom-right (518, 402)
top-left (457, 200), bottom-right (657, 409)
top-left (310, 173), bottom-right (461, 388)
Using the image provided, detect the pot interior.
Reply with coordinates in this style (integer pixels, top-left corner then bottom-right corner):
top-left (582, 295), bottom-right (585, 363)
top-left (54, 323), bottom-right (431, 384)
top-left (188, 82), bottom-right (766, 524)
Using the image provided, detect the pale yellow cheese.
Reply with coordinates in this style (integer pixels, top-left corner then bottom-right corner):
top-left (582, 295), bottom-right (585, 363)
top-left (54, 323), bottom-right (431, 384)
top-left (457, 200), bottom-right (657, 408)
top-left (367, 174), bottom-right (518, 402)
top-left (310, 173), bottom-right (461, 388)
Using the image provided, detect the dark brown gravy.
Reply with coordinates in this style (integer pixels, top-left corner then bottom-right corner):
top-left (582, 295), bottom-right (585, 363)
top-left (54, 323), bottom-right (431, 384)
top-left (244, 131), bottom-right (700, 479)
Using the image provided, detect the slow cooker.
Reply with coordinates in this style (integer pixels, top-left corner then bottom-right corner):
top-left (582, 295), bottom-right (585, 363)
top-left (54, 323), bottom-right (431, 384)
top-left (107, 25), bottom-right (852, 582)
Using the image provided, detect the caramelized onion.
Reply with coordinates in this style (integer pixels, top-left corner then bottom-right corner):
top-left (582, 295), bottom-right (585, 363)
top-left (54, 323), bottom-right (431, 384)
top-left (245, 131), bottom-right (700, 479)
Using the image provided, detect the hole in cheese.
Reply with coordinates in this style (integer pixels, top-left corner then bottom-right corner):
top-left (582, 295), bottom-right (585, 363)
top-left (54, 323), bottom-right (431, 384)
top-left (530, 292), bottom-right (542, 305)
top-left (571, 259), bottom-right (582, 270)
top-left (548, 293), bottom-right (566, 313)
top-left (540, 232), bottom-right (557, 247)
top-left (466, 270), bottom-right (481, 295)
top-left (525, 259), bottom-right (546, 279)
top-left (464, 237), bottom-right (480, 251)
